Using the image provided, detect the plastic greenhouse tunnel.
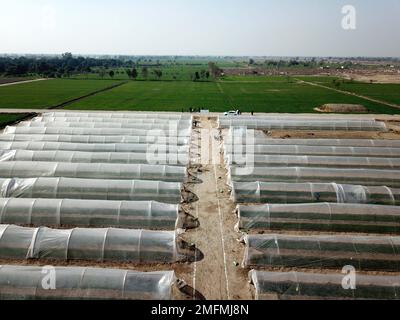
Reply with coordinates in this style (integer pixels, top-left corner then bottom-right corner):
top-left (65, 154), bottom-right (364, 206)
top-left (0, 141), bottom-right (189, 154)
top-left (231, 182), bottom-right (400, 205)
top-left (4, 126), bottom-right (191, 137)
top-left (0, 198), bottom-right (199, 230)
top-left (0, 265), bottom-right (176, 300)
top-left (225, 154), bottom-right (400, 170)
top-left (249, 270), bottom-right (400, 300)
top-left (0, 134), bottom-right (190, 145)
top-left (223, 144), bottom-right (400, 158)
top-left (19, 120), bottom-right (192, 131)
top-left (0, 150), bottom-right (189, 166)
top-left (219, 119), bottom-right (387, 131)
top-left (236, 203), bottom-right (400, 234)
top-left (0, 225), bottom-right (200, 263)
top-left (0, 178), bottom-right (199, 203)
top-left (0, 162), bottom-right (189, 182)
top-left (242, 234), bottom-right (400, 271)
top-left (228, 166), bottom-right (400, 187)
top-left (42, 112), bottom-right (193, 120)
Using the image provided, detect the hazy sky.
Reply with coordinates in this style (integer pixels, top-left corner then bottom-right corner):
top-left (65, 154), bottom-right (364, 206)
top-left (0, 0), bottom-right (399, 57)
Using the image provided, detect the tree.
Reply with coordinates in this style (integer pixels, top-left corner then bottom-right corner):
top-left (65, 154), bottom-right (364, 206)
top-left (126, 69), bottom-right (132, 78)
top-left (249, 58), bottom-right (255, 65)
top-left (194, 71), bottom-right (200, 81)
top-left (208, 62), bottom-right (223, 79)
top-left (131, 68), bottom-right (138, 80)
top-left (109, 70), bottom-right (115, 78)
top-left (142, 67), bottom-right (149, 80)
top-left (153, 69), bottom-right (162, 80)
top-left (99, 67), bottom-right (106, 79)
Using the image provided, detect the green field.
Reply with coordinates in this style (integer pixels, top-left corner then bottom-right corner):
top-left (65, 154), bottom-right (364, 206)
top-left (66, 78), bottom-right (400, 114)
top-left (0, 75), bottom-right (399, 114)
top-left (297, 76), bottom-right (400, 106)
top-left (0, 79), bottom-right (122, 109)
top-left (0, 114), bottom-right (28, 127)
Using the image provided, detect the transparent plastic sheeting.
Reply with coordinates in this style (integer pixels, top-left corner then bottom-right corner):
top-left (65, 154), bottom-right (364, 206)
top-left (0, 178), bottom-right (183, 203)
top-left (0, 134), bottom-right (189, 145)
top-left (231, 182), bottom-right (400, 206)
top-left (219, 119), bottom-right (387, 131)
top-left (0, 265), bottom-right (176, 300)
top-left (225, 136), bottom-right (400, 148)
top-left (249, 270), bottom-right (400, 300)
top-left (226, 154), bottom-right (400, 170)
top-left (4, 126), bottom-right (191, 137)
top-left (229, 166), bottom-right (400, 187)
top-left (237, 203), bottom-right (400, 234)
top-left (20, 121), bottom-right (192, 131)
top-left (42, 112), bottom-right (192, 120)
top-left (223, 144), bottom-right (400, 158)
top-left (0, 198), bottom-right (185, 230)
top-left (0, 225), bottom-right (183, 263)
top-left (0, 150), bottom-right (189, 166)
top-left (35, 116), bottom-right (191, 124)
top-left (0, 162), bottom-right (187, 182)
top-left (0, 141), bottom-right (188, 154)
top-left (242, 234), bottom-right (400, 271)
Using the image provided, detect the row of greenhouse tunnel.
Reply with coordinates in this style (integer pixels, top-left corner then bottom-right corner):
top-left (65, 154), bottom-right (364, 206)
top-left (222, 117), bottom-right (400, 300)
top-left (1, 112), bottom-right (400, 300)
top-left (0, 111), bottom-right (200, 300)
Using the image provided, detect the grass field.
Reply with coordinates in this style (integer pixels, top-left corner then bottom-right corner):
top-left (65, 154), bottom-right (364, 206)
top-left (296, 76), bottom-right (400, 106)
top-left (0, 79), bottom-right (122, 109)
top-left (0, 113), bottom-right (28, 127)
top-left (67, 78), bottom-right (400, 114)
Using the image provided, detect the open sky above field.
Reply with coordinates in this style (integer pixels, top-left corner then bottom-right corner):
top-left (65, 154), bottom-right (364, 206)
top-left (1, 0), bottom-right (399, 57)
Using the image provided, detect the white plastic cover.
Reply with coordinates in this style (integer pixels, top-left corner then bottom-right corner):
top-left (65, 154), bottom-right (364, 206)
top-left (237, 203), bottom-right (400, 234)
top-left (0, 161), bottom-right (187, 182)
top-left (0, 265), bottom-right (176, 300)
top-left (0, 150), bottom-right (189, 166)
top-left (229, 166), bottom-right (400, 187)
top-left (0, 141), bottom-right (189, 154)
top-left (36, 116), bottom-right (191, 124)
top-left (0, 198), bottom-right (180, 230)
top-left (20, 120), bottom-right (192, 130)
top-left (0, 224), bottom-right (183, 263)
top-left (231, 182), bottom-right (400, 205)
top-left (226, 154), bottom-right (400, 169)
top-left (0, 134), bottom-right (189, 145)
top-left (226, 136), bottom-right (400, 148)
top-left (4, 126), bottom-right (191, 137)
top-left (219, 119), bottom-right (387, 131)
top-left (249, 270), bottom-right (400, 300)
top-left (0, 178), bottom-right (183, 203)
top-left (243, 233), bottom-right (400, 271)
top-left (224, 144), bottom-right (400, 158)
top-left (42, 111), bottom-right (192, 120)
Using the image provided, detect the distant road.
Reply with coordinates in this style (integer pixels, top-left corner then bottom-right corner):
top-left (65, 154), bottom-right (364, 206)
top-left (0, 78), bottom-right (48, 87)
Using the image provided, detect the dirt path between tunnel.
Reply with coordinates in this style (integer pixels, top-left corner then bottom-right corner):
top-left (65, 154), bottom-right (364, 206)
top-left (182, 116), bottom-right (252, 300)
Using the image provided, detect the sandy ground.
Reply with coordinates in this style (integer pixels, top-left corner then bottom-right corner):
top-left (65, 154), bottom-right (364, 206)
top-left (343, 73), bottom-right (400, 84)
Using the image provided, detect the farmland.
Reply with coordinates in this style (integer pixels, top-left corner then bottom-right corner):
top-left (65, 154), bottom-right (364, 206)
top-left (0, 74), bottom-right (399, 114)
top-left (296, 76), bottom-right (400, 106)
top-left (0, 79), bottom-right (123, 109)
top-left (67, 77), bottom-right (400, 114)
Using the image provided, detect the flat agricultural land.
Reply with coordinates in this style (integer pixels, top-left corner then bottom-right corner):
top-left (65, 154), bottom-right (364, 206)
top-left (0, 79), bottom-right (122, 109)
top-left (67, 77), bottom-right (400, 114)
top-left (296, 76), bottom-right (400, 106)
top-left (0, 113), bottom-right (28, 127)
top-left (0, 76), bottom-right (399, 114)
